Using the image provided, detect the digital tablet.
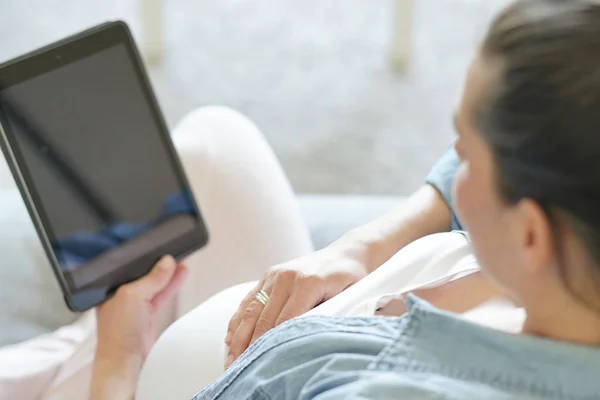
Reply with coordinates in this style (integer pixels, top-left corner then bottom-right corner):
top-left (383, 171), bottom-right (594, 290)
top-left (0, 21), bottom-right (209, 312)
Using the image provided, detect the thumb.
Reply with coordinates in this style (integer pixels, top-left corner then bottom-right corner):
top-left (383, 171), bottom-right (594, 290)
top-left (129, 255), bottom-right (178, 300)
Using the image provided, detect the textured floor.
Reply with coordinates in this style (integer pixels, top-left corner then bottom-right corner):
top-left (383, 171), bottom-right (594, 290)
top-left (0, 0), bottom-right (511, 194)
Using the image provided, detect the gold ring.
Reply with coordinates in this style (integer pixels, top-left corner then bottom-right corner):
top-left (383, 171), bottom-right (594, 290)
top-left (254, 290), bottom-right (269, 306)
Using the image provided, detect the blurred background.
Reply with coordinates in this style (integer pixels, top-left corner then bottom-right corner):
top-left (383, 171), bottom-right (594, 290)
top-left (0, 0), bottom-right (511, 195)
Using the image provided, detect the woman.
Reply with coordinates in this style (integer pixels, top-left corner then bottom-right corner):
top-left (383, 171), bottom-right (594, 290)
top-left (92, 0), bottom-right (600, 398)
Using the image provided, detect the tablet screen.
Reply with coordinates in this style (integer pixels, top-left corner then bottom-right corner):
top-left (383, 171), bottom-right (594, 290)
top-left (0, 42), bottom-right (205, 305)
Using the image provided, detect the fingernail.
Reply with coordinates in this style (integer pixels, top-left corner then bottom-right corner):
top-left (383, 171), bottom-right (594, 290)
top-left (159, 255), bottom-right (173, 270)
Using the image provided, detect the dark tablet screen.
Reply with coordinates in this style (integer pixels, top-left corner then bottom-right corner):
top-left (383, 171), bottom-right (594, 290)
top-left (0, 35), bottom-right (206, 310)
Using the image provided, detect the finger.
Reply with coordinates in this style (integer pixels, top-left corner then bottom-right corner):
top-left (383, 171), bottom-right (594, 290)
top-left (225, 283), bottom-right (261, 346)
top-left (151, 264), bottom-right (189, 311)
top-left (249, 282), bottom-right (289, 346)
top-left (225, 285), bottom-right (274, 368)
top-left (128, 255), bottom-right (178, 300)
top-left (275, 277), bottom-right (324, 327)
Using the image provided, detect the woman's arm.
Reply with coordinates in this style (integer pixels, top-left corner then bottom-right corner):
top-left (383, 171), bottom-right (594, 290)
top-left (225, 148), bottom-right (461, 364)
top-left (339, 184), bottom-right (452, 273)
top-left (89, 256), bottom-right (188, 400)
top-left (337, 146), bottom-right (460, 273)
top-left (90, 359), bottom-right (138, 400)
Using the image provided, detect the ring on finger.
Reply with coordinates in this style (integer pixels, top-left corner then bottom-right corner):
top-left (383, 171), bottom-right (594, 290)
top-left (254, 290), bottom-right (269, 306)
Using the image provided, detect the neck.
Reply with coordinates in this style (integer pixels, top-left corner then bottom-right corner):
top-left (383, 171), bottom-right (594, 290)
top-left (522, 296), bottom-right (600, 345)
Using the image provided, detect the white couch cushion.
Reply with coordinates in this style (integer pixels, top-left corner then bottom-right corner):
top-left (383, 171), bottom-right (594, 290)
top-left (0, 188), bottom-right (78, 347)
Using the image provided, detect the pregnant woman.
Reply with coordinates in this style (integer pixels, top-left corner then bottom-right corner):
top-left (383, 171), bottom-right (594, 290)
top-left (91, 0), bottom-right (600, 398)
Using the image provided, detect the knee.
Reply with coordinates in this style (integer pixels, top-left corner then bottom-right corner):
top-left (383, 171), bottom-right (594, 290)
top-left (174, 106), bottom-right (264, 145)
top-left (178, 106), bottom-right (247, 129)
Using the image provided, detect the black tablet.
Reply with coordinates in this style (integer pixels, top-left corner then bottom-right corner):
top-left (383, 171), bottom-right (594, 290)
top-left (0, 21), bottom-right (209, 312)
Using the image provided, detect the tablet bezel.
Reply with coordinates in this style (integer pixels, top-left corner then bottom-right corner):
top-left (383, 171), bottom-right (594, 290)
top-left (0, 21), bottom-right (209, 312)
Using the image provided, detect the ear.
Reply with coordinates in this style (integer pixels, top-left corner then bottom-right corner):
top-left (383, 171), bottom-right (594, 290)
top-left (514, 199), bottom-right (555, 275)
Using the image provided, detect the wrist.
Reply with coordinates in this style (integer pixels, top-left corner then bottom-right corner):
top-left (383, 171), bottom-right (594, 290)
top-left (331, 228), bottom-right (379, 274)
top-left (91, 352), bottom-right (142, 400)
top-left (95, 342), bottom-right (144, 372)
top-left (328, 232), bottom-right (372, 272)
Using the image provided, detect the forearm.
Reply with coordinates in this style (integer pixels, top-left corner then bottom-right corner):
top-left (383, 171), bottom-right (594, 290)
top-left (333, 185), bottom-right (451, 273)
top-left (90, 352), bottom-right (140, 400)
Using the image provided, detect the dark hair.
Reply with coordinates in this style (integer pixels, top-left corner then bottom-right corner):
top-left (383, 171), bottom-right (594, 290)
top-left (479, 0), bottom-right (600, 298)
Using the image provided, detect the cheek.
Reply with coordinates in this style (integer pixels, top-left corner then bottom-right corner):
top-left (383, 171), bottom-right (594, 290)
top-left (453, 162), bottom-right (486, 230)
top-left (453, 162), bottom-right (519, 287)
top-left (454, 163), bottom-right (504, 261)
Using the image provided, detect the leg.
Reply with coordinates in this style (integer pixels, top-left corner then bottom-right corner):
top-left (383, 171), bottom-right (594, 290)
top-left (391, 0), bottom-right (414, 72)
top-left (173, 106), bottom-right (313, 315)
top-left (138, 106), bottom-right (313, 400)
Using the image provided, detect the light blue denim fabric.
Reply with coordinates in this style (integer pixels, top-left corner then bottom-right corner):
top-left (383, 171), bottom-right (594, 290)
top-left (192, 147), bottom-right (600, 399)
top-left (425, 145), bottom-right (463, 231)
top-left (193, 295), bottom-right (600, 399)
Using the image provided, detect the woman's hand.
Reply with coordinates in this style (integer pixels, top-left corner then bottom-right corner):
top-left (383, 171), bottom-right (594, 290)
top-left (224, 246), bottom-right (369, 368)
top-left (91, 255), bottom-right (188, 400)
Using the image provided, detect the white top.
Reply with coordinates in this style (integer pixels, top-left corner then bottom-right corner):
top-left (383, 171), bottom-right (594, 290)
top-left (308, 232), bottom-right (525, 333)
